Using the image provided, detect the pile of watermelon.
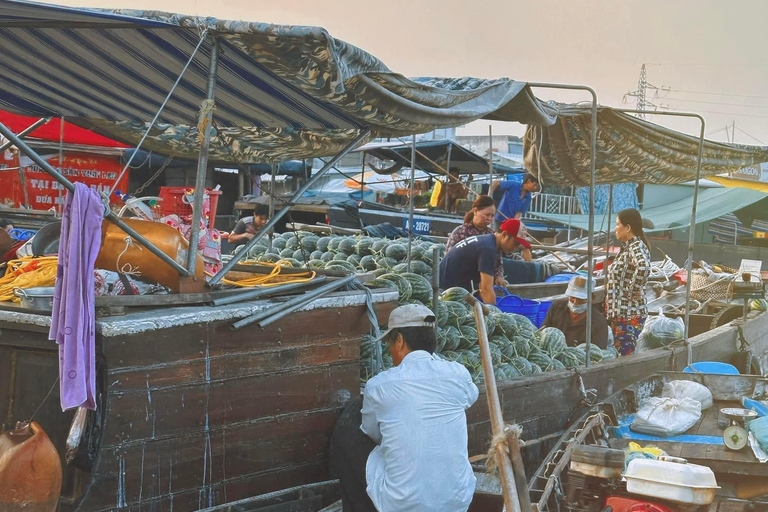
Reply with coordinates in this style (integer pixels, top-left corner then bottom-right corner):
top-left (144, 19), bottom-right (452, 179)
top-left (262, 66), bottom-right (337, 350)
top-left (360, 285), bottom-right (619, 385)
top-left (233, 231), bottom-right (443, 279)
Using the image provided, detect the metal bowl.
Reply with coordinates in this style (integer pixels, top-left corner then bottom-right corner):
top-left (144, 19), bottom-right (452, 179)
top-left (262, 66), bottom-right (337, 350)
top-left (720, 408), bottom-right (758, 422)
top-left (14, 287), bottom-right (55, 311)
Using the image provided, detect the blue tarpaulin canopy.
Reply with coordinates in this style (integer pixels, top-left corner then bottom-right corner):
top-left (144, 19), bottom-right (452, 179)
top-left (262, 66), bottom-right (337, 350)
top-left (0, 0), bottom-right (557, 163)
top-left (531, 187), bottom-right (768, 233)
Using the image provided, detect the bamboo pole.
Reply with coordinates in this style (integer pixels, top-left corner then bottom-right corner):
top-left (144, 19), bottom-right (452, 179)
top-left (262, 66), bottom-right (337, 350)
top-left (470, 299), bottom-right (523, 512)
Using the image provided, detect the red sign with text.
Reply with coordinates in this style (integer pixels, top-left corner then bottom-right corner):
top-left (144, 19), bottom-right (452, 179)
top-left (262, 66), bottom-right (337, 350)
top-left (0, 151), bottom-right (127, 210)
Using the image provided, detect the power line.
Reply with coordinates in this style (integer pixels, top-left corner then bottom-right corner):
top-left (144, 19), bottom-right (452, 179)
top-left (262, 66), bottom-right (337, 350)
top-left (736, 127), bottom-right (767, 145)
top-left (662, 108), bottom-right (768, 120)
top-left (664, 88), bottom-right (768, 101)
top-left (660, 96), bottom-right (768, 110)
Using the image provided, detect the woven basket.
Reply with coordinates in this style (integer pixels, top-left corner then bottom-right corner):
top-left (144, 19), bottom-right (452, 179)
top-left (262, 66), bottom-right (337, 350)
top-left (690, 269), bottom-right (734, 301)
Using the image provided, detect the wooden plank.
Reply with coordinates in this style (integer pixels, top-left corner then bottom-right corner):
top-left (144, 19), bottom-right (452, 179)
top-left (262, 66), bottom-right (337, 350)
top-left (108, 338), bottom-right (360, 391)
top-left (103, 362), bottom-right (359, 445)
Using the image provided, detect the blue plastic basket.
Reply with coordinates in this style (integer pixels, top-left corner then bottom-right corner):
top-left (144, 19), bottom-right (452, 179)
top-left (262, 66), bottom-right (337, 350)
top-left (683, 362), bottom-right (739, 375)
top-left (545, 272), bottom-right (581, 283)
top-left (536, 300), bottom-right (553, 327)
top-left (495, 287), bottom-right (540, 324)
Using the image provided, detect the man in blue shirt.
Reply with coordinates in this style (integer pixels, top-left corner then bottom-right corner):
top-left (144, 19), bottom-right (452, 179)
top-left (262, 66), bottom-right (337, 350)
top-left (492, 173), bottom-right (539, 225)
top-left (439, 219), bottom-right (531, 304)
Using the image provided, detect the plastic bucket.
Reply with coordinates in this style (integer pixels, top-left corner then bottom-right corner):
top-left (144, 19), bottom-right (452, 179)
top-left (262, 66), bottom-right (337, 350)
top-left (536, 300), bottom-right (553, 327)
top-left (545, 273), bottom-right (580, 283)
top-left (683, 362), bottom-right (739, 375)
top-left (495, 287), bottom-right (540, 323)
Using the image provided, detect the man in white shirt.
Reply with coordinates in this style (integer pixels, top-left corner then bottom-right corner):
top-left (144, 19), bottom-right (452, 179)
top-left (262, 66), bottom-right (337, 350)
top-left (330, 304), bottom-right (479, 512)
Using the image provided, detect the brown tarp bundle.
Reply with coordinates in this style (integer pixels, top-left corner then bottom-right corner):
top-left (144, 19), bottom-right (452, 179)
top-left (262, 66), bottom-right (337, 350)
top-left (524, 105), bottom-right (768, 186)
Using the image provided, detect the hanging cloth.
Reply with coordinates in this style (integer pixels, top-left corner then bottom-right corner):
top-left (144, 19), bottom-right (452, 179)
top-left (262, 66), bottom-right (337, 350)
top-left (49, 183), bottom-right (102, 411)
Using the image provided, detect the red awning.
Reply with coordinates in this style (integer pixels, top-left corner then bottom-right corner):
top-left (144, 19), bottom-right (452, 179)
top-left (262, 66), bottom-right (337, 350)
top-left (0, 111), bottom-right (128, 148)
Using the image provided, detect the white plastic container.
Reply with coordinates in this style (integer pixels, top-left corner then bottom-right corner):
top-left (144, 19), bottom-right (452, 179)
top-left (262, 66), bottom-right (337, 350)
top-left (624, 458), bottom-right (719, 505)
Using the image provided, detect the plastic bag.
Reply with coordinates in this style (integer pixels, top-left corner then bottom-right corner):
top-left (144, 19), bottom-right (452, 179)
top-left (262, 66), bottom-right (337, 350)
top-left (747, 416), bottom-right (768, 454)
top-left (662, 380), bottom-right (713, 410)
top-left (625, 442), bottom-right (668, 470)
top-left (643, 309), bottom-right (685, 348)
top-left (630, 396), bottom-right (702, 437)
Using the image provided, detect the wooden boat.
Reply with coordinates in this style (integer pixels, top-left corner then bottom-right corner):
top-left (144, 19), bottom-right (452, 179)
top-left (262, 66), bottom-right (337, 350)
top-left (529, 371), bottom-right (768, 511)
top-left (2, 281), bottom-right (767, 511)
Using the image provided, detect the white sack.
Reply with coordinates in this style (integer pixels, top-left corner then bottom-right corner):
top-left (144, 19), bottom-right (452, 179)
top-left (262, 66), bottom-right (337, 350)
top-left (630, 396), bottom-right (702, 437)
top-left (662, 380), bottom-right (713, 410)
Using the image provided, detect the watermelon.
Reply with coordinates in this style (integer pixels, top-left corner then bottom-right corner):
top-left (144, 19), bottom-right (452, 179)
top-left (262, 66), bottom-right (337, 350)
top-left (365, 278), bottom-right (399, 291)
top-left (407, 260), bottom-right (432, 276)
top-left (498, 363), bottom-right (521, 380)
top-left (299, 235), bottom-right (319, 252)
top-left (360, 334), bottom-right (375, 359)
top-left (401, 273), bottom-right (433, 304)
top-left (307, 260), bottom-right (326, 271)
top-left (576, 343), bottom-right (604, 363)
top-left (441, 287), bottom-right (470, 302)
top-left (338, 238), bottom-right (357, 256)
top-left (310, 250), bottom-right (324, 260)
top-left (528, 350), bottom-right (554, 371)
top-left (276, 258), bottom-right (301, 268)
top-left (457, 325), bottom-right (479, 349)
top-left (379, 273), bottom-right (413, 302)
top-left (371, 239), bottom-right (389, 256)
top-left (265, 246), bottom-right (281, 255)
top-left (278, 248), bottom-right (294, 258)
top-left (328, 237), bottom-right (343, 252)
top-left (557, 347), bottom-right (587, 368)
top-left (550, 358), bottom-right (566, 370)
top-left (333, 252), bottom-right (349, 261)
top-left (285, 236), bottom-right (300, 250)
top-left (434, 300), bottom-right (450, 327)
top-left (360, 255), bottom-right (378, 271)
top-left (528, 363), bottom-right (543, 375)
top-left (392, 263), bottom-right (409, 274)
top-left (376, 257), bottom-right (398, 269)
top-left (346, 254), bottom-right (362, 267)
top-left (442, 350), bottom-right (462, 362)
top-left (489, 343), bottom-right (503, 367)
top-left (385, 243), bottom-right (408, 261)
top-left (492, 313), bottom-right (519, 338)
top-left (271, 237), bottom-right (287, 250)
top-left (373, 268), bottom-right (389, 277)
top-left (508, 356), bottom-right (532, 376)
top-left (246, 245), bottom-right (266, 259)
top-left (356, 238), bottom-right (375, 256)
top-left (258, 253), bottom-right (280, 263)
top-left (324, 261), bottom-right (357, 274)
top-left (440, 326), bottom-right (462, 351)
top-left (316, 236), bottom-right (332, 252)
top-left (510, 335), bottom-right (531, 358)
top-left (602, 347), bottom-right (618, 360)
top-left (443, 300), bottom-right (469, 327)
top-left (539, 327), bottom-right (567, 356)
top-left (321, 251), bottom-right (335, 262)
top-left (293, 249), bottom-right (308, 261)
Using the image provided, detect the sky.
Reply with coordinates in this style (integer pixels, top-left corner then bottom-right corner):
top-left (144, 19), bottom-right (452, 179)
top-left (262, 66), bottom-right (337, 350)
top-left (40, 0), bottom-right (768, 145)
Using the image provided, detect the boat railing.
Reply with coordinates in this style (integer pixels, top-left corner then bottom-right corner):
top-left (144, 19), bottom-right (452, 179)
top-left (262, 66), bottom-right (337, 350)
top-left (529, 193), bottom-right (580, 215)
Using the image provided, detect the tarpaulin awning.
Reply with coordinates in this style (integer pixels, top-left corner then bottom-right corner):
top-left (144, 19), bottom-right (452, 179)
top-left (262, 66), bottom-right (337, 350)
top-left (353, 139), bottom-right (520, 175)
top-left (0, 0), bottom-right (557, 164)
top-left (531, 187), bottom-right (767, 233)
top-left (0, 110), bottom-right (128, 147)
top-left (524, 105), bottom-right (768, 186)
top-left (709, 175), bottom-right (768, 193)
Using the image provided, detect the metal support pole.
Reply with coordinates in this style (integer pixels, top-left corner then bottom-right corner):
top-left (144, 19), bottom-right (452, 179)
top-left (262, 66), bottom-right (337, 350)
top-left (109, 29), bottom-right (209, 195)
top-left (488, 124), bottom-right (494, 193)
top-left (0, 117), bottom-right (50, 153)
top-left (269, 163), bottom-right (277, 245)
top-left (0, 120), bottom-right (191, 276)
top-left (567, 185), bottom-right (574, 242)
top-left (187, 37), bottom-right (220, 275)
top-left (210, 130), bottom-right (371, 284)
top-left (604, 184), bottom-right (613, 279)
top-left (443, 142), bottom-right (453, 211)
top-left (528, 82), bottom-right (598, 367)
top-left (406, 134), bottom-right (416, 272)
top-left (360, 153), bottom-right (366, 202)
top-left (431, 246), bottom-right (440, 331)
top-left (211, 276), bottom-right (326, 306)
top-left (614, 109), bottom-right (705, 365)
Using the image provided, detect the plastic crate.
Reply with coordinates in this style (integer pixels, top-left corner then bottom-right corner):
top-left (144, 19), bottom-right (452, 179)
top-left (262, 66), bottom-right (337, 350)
top-left (158, 187), bottom-right (221, 228)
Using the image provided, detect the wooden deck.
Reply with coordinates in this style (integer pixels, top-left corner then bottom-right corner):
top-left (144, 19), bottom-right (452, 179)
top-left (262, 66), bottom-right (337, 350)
top-left (611, 400), bottom-right (768, 477)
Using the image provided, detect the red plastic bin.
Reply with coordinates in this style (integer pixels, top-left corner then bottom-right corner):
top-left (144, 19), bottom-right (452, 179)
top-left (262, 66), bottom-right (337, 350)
top-left (158, 187), bottom-right (221, 228)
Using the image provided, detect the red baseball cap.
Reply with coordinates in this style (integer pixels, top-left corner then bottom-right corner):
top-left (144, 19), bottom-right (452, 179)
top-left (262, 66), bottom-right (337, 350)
top-left (499, 219), bottom-right (531, 248)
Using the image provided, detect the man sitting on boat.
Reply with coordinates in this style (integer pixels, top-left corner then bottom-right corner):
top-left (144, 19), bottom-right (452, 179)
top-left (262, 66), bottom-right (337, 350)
top-left (439, 219), bottom-right (531, 304)
top-left (330, 304), bottom-right (479, 512)
top-left (491, 173), bottom-right (539, 226)
top-left (542, 275), bottom-right (609, 348)
top-left (228, 203), bottom-right (270, 247)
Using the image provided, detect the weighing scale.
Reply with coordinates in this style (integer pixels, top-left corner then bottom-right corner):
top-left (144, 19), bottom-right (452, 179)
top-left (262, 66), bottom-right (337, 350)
top-left (720, 408), bottom-right (758, 450)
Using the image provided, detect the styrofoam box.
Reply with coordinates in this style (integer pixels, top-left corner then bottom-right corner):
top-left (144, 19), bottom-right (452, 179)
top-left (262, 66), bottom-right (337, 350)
top-left (624, 458), bottom-right (719, 505)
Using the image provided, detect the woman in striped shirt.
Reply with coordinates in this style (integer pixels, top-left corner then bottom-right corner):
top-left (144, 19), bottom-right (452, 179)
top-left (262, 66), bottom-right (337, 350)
top-left (606, 208), bottom-right (652, 356)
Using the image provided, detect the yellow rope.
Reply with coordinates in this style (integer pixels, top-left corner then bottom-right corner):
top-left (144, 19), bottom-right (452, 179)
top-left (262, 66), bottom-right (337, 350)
top-left (206, 261), bottom-right (316, 288)
top-left (0, 257), bottom-right (59, 302)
